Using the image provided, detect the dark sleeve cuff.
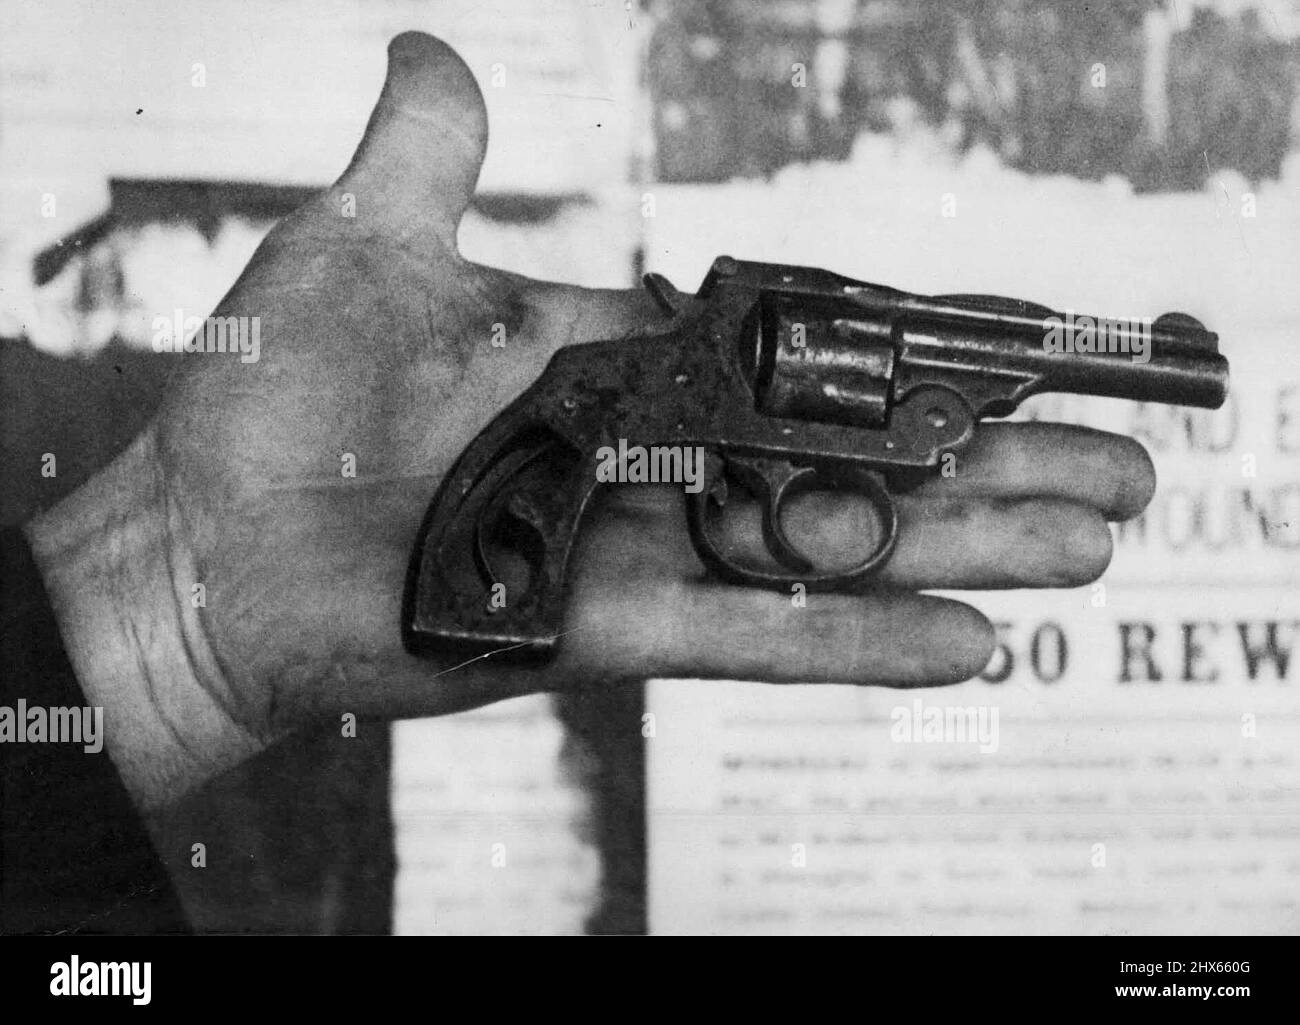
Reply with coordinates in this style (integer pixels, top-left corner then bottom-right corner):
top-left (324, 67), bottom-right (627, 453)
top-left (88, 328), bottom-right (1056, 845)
top-left (1, 525), bottom-right (189, 934)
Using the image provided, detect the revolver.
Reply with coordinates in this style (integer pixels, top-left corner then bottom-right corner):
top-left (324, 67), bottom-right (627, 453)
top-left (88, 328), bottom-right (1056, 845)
top-left (403, 257), bottom-right (1229, 661)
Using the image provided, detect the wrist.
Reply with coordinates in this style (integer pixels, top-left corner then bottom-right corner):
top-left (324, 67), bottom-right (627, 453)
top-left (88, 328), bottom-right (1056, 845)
top-left (24, 427), bottom-right (266, 812)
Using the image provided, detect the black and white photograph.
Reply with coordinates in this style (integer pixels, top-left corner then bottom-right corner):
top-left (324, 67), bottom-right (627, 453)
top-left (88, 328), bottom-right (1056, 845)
top-left (0, 0), bottom-right (1295, 1004)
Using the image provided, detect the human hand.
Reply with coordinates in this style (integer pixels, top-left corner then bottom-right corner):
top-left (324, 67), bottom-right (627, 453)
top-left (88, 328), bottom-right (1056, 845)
top-left (26, 32), bottom-right (1154, 809)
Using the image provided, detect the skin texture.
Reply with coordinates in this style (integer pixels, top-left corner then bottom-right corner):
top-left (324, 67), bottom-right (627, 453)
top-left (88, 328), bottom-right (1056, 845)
top-left (25, 33), bottom-right (1156, 811)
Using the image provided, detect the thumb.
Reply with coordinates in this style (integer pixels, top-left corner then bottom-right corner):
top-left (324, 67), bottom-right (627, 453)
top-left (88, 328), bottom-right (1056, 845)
top-left (335, 32), bottom-right (488, 248)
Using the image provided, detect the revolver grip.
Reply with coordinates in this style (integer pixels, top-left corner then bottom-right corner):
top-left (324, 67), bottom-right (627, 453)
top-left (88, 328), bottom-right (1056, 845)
top-left (403, 391), bottom-right (598, 662)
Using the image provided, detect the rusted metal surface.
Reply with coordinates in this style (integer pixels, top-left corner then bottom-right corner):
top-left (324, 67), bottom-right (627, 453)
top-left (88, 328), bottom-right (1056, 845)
top-left (405, 257), bottom-right (1228, 661)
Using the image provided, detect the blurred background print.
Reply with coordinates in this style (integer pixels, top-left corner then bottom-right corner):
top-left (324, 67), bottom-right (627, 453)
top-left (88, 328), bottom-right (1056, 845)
top-left (2, 0), bottom-right (1297, 934)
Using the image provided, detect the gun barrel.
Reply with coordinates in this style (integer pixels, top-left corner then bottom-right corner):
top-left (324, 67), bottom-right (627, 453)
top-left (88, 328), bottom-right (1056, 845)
top-left (755, 277), bottom-right (1228, 431)
top-left (898, 299), bottom-right (1229, 409)
top-left (831, 285), bottom-right (1227, 411)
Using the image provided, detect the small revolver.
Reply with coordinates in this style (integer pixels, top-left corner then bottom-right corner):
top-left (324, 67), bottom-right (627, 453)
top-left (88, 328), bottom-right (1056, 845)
top-left (403, 257), bottom-right (1229, 661)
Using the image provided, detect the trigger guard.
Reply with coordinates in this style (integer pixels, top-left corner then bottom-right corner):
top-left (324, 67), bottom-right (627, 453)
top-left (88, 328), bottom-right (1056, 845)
top-left (765, 465), bottom-right (898, 586)
top-left (686, 457), bottom-right (900, 592)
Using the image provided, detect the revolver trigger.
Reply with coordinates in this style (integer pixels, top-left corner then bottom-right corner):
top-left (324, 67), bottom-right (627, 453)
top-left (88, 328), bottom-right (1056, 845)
top-left (744, 459), bottom-right (819, 574)
top-left (699, 450), bottom-right (730, 506)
